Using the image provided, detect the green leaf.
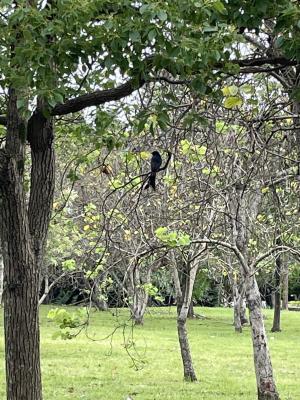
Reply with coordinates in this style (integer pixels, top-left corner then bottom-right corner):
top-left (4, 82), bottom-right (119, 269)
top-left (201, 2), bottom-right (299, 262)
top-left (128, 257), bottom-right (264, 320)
top-left (213, 1), bottom-right (227, 14)
top-left (129, 31), bottom-right (141, 43)
top-left (157, 10), bottom-right (167, 21)
top-left (148, 29), bottom-right (157, 41)
top-left (224, 96), bottom-right (243, 109)
top-left (222, 85), bottom-right (238, 96)
top-left (62, 259), bottom-right (76, 271)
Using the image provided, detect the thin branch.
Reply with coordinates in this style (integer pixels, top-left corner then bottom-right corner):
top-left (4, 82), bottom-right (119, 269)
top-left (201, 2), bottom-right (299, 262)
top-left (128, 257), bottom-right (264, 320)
top-left (192, 238), bottom-right (249, 274)
top-left (252, 246), bottom-right (300, 269)
top-left (157, 151), bottom-right (172, 172)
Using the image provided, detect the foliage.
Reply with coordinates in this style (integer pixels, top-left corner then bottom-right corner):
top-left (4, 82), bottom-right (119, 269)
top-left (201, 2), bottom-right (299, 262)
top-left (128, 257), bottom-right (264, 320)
top-left (155, 227), bottom-right (191, 248)
top-left (47, 308), bottom-right (87, 339)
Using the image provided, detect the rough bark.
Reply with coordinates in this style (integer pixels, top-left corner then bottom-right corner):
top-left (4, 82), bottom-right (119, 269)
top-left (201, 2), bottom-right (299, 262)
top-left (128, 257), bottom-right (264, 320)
top-left (0, 91), bottom-right (43, 400)
top-left (0, 89), bottom-right (55, 399)
top-left (0, 248), bottom-right (4, 305)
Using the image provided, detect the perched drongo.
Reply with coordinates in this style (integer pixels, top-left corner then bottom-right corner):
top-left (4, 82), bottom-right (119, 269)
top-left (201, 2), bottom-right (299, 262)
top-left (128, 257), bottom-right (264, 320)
top-left (144, 150), bottom-right (162, 190)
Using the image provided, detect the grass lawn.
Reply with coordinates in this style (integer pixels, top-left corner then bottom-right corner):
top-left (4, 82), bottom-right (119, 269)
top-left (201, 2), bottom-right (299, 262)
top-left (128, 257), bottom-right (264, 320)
top-left (0, 306), bottom-right (299, 399)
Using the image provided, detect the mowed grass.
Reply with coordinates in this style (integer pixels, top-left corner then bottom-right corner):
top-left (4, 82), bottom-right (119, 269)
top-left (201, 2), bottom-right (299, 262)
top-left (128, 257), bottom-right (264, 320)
top-left (0, 306), bottom-right (299, 400)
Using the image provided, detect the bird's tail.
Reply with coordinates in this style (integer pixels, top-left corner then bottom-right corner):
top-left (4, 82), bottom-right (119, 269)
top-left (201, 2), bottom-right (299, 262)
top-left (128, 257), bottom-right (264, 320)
top-left (144, 173), bottom-right (156, 190)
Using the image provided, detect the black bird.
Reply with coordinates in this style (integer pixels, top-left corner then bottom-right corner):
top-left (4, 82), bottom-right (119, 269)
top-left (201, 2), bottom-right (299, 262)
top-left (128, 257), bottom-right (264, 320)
top-left (144, 151), bottom-right (162, 190)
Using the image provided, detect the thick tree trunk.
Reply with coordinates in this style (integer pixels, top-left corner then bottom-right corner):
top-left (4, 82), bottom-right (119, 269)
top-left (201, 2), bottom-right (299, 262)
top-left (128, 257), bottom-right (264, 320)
top-left (0, 250), bottom-right (3, 305)
top-left (0, 92), bottom-right (41, 400)
top-left (271, 251), bottom-right (281, 332)
top-left (246, 275), bottom-right (280, 400)
top-left (0, 92), bottom-right (54, 400)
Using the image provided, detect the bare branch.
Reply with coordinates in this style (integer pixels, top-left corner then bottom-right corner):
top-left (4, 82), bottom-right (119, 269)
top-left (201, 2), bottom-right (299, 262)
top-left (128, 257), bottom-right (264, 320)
top-left (192, 238), bottom-right (249, 274)
top-left (252, 246), bottom-right (300, 269)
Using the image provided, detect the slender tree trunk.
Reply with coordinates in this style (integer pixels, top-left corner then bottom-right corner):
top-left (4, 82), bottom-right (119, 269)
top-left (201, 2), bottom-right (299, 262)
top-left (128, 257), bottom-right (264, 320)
top-left (228, 181), bottom-right (279, 400)
top-left (177, 316), bottom-right (197, 381)
top-left (246, 275), bottom-right (280, 400)
top-left (173, 260), bottom-right (198, 381)
top-left (271, 250), bottom-right (281, 332)
top-left (89, 276), bottom-right (108, 311)
top-left (281, 261), bottom-right (289, 310)
top-left (187, 302), bottom-right (195, 318)
top-left (127, 264), bottom-right (152, 325)
top-left (39, 274), bottom-right (50, 306)
top-left (232, 281), bottom-right (248, 332)
top-left (233, 288), bottom-right (243, 333)
top-left (131, 285), bottom-right (149, 325)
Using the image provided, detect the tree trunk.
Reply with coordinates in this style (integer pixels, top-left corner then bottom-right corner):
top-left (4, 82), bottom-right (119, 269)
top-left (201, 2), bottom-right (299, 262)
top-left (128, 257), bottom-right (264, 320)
top-left (0, 92), bottom-right (55, 400)
top-left (173, 260), bottom-right (198, 381)
top-left (233, 295), bottom-right (243, 333)
top-left (0, 249), bottom-right (3, 305)
top-left (233, 281), bottom-right (248, 332)
top-left (281, 261), bottom-right (289, 310)
top-left (127, 263), bottom-right (152, 325)
top-left (131, 285), bottom-right (149, 325)
top-left (271, 250), bottom-right (281, 332)
top-left (246, 275), bottom-right (280, 400)
top-left (187, 301), bottom-right (195, 318)
top-left (228, 180), bottom-right (279, 400)
top-left (177, 317), bottom-right (197, 381)
top-left (90, 278), bottom-right (108, 311)
top-left (39, 274), bottom-right (50, 306)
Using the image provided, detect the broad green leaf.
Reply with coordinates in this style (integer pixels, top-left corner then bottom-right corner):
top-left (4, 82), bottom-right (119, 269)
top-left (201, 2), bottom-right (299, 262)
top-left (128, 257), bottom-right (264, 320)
top-left (224, 96), bottom-right (243, 109)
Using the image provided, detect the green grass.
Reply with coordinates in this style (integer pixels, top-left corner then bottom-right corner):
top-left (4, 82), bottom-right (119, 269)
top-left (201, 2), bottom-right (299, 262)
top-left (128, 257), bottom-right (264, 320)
top-left (0, 306), bottom-right (299, 399)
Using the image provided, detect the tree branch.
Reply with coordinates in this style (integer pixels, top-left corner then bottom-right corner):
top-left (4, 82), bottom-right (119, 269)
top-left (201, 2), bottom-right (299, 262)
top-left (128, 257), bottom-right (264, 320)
top-left (51, 56), bottom-right (298, 117)
top-left (51, 77), bottom-right (146, 116)
top-left (157, 151), bottom-right (172, 172)
top-left (192, 238), bottom-right (249, 274)
top-left (217, 56), bottom-right (299, 69)
top-left (251, 246), bottom-right (300, 269)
